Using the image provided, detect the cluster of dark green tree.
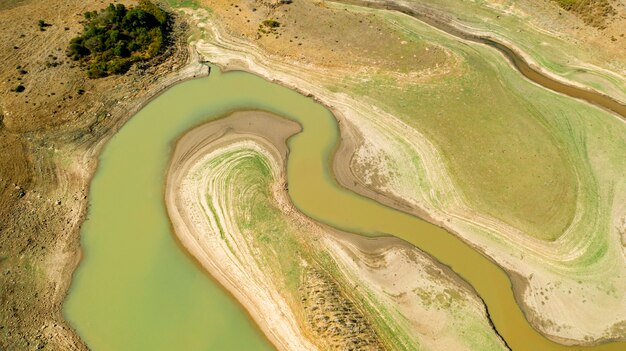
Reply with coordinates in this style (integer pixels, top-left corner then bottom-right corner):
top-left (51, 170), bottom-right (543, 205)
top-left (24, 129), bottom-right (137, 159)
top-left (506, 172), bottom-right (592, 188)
top-left (67, 0), bottom-right (168, 78)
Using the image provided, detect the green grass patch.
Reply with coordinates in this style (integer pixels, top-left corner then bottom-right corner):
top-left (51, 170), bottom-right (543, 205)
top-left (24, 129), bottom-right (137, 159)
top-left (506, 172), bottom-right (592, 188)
top-left (342, 63), bottom-right (578, 240)
top-left (165, 0), bottom-right (200, 9)
top-left (322, 8), bottom-right (584, 241)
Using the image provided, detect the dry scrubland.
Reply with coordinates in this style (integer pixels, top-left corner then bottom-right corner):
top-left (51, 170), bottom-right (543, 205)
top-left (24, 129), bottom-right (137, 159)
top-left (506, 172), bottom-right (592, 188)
top-left (166, 111), bottom-right (507, 350)
top-left (0, 0), bottom-right (202, 349)
top-left (189, 0), bottom-right (626, 343)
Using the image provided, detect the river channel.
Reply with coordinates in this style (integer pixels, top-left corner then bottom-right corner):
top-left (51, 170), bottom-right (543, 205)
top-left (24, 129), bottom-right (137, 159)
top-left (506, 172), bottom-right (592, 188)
top-left (64, 65), bottom-right (625, 350)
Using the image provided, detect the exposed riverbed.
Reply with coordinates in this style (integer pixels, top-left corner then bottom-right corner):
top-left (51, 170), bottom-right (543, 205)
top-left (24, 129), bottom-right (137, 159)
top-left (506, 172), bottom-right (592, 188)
top-left (64, 66), bottom-right (625, 350)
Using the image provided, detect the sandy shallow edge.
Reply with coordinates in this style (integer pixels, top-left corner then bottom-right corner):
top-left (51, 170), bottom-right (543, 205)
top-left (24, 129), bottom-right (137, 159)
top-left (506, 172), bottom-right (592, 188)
top-left (164, 111), bottom-right (313, 350)
top-left (164, 110), bottom-right (509, 350)
top-left (59, 46), bottom-right (208, 345)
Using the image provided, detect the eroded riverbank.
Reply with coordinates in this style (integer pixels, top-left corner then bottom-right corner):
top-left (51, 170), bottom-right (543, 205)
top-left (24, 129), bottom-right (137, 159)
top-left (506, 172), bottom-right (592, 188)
top-left (190, 0), bottom-right (626, 344)
top-left (166, 111), bottom-right (507, 350)
top-left (65, 58), bottom-right (626, 349)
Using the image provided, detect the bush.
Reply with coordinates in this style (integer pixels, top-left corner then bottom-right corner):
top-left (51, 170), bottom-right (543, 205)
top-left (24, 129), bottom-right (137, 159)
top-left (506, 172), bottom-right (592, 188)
top-left (67, 1), bottom-right (169, 78)
top-left (262, 19), bottom-right (281, 28)
top-left (13, 85), bottom-right (25, 93)
top-left (87, 61), bottom-right (108, 78)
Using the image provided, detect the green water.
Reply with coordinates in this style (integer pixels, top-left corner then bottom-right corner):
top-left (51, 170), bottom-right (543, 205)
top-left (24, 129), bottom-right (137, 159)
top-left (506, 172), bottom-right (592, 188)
top-left (62, 68), bottom-right (320, 350)
top-left (65, 67), bottom-right (626, 350)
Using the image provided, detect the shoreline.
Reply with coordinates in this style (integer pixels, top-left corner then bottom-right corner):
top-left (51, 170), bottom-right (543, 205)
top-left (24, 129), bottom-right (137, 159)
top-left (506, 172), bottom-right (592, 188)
top-left (210, 58), bottom-right (556, 345)
top-left (164, 111), bottom-right (308, 350)
top-left (61, 4), bottom-right (624, 346)
top-left (209, 58), bottom-right (624, 345)
top-left (57, 42), bottom-right (208, 345)
top-left (164, 110), bottom-right (508, 350)
top-left (32, 1), bottom-right (624, 349)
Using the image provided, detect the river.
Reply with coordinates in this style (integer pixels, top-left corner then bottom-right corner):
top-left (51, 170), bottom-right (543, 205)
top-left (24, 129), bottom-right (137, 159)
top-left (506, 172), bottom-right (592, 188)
top-left (64, 65), bottom-right (625, 350)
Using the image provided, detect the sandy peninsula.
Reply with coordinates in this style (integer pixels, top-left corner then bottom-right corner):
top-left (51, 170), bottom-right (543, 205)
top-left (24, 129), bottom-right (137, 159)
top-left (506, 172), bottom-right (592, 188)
top-left (165, 110), bottom-right (507, 350)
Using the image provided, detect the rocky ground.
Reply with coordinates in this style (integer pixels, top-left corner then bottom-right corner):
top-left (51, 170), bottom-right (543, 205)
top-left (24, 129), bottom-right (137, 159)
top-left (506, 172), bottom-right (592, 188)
top-left (552, 0), bottom-right (618, 28)
top-left (0, 1), bottom-right (200, 349)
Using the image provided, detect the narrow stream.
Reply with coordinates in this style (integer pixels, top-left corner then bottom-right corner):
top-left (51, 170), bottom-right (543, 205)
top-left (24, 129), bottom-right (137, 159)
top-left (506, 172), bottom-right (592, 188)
top-left (340, 0), bottom-right (626, 120)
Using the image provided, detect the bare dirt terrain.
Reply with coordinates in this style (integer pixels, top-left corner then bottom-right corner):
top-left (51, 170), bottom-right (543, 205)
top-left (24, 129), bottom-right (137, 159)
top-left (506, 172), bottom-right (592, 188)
top-left (537, 0), bottom-right (626, 69)
top-left (552, 0), bottom-right (619, 29)
top-left (0, 1), bottom-right (203, 349)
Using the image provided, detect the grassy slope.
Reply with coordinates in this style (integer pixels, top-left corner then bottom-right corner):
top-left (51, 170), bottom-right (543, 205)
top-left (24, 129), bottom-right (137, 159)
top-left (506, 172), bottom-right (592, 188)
top-left (325, 7), bottom-right (626, 335)
top-left (403, 0), bottom-right (626, 101)
top-left (328, 2), bottom-right (626, 267)
top-left (196, 0), bottom-right (584, 241)
top-left (327, 5), bottom-right (579, 241)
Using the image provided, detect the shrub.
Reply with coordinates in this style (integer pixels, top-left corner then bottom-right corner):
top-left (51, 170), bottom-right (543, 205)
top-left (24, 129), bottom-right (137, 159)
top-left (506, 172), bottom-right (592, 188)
top-left (67, 1), bottom-right (169, 78)
top-left (262, 19), bottom-right (281, 28)
top-left (38, 19), bottom-right (52, 31)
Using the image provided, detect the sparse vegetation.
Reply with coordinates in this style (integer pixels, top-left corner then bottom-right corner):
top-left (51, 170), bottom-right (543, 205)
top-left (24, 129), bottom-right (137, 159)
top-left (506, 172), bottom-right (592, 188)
top-left (258, 19), bottom-right (281, 37)
top-left (262, 19), bottom-right (281, 28)
top-left (553, 0), bottom-right (616, 28)
top-left (165, 0), bottom-right (200, 9)
top-left (37, 19), bottom-right (50, 31)
top-left (0, 0), bottom-right (190, 349)
top-left (46, 55), bottom-right (61, 68)
top-left (67, 0), bottom-right (169, 78)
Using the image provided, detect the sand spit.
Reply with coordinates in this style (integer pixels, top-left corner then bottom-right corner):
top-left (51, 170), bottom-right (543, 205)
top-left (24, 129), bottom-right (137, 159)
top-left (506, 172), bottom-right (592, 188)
top-left (165, 111), bottom-right (507, 350)
top-left (167, 112), bottom-right (312, 350)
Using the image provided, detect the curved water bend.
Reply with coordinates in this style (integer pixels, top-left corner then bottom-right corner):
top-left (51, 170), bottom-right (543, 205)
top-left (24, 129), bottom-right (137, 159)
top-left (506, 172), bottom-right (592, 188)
top-left (64, 68), bottom-right (625, 350)
top-left (280, 90), bottom-right (626, 350)
top-left (338, 0), bottom-right (626, 120)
